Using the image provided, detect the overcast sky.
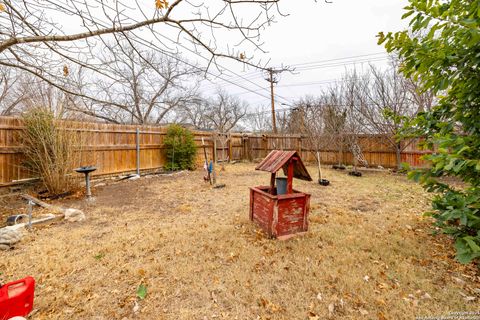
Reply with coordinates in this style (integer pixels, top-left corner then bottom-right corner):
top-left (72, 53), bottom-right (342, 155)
top-left (197, 0), bottom-right (410, 113)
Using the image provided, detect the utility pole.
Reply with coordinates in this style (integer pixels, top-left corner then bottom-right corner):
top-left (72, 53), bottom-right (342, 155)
top-left (265, 68), bottom-right (284, 134)
top-left (268, 69), bottom-right (277, 134)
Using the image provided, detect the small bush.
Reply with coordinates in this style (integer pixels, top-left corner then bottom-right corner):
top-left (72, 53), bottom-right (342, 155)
top-left (21, 108), bottom-right (82, 195)
top-left (164, 124), bottom-right (197, 171)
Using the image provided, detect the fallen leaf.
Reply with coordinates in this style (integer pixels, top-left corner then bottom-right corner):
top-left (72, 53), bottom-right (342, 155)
top-left (94, 252), bottom-right (105, 260)
top-left (378, 282), bottom-right (388, 290)
top-left (376, 298), bottom-right (386, 306)
top-left (316, 293), bottom-right (323, 301)
top-left (363, 275), bottom-right (370, 282)
top-left (452, 277), bottom-right (466, 285)
top-left (308, 313), bottom-right (320, 320)
top-left (359, 308), bottom-right (369, 316)
top-left (421, 293), bottom-right (432, 300)
top-left (136, 284), bottom-right (147, 300)
top-left (211, 291), bottom-right (218, 304)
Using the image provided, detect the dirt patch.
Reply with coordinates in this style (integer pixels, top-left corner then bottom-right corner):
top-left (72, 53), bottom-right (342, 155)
top-left (1, 164), bottom-right (479, 320)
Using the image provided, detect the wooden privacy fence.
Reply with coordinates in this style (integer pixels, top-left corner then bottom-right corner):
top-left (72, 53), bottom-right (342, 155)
top-left (0, 117), bottom-right (215, 186)
top-left (0, 116), bottom-right (431, 186)
top-left (228, 133), bottom-right (430, 168)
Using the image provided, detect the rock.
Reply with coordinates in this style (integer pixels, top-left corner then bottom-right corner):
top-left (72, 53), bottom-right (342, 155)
top-left (64, 208), bottom-right (86, 222)
top-left (0, 227), bottom-right (24, 248)
top-left (133, 301), bottom-right (140, 313)
top-left (328, 303), bottom-right (335, 317)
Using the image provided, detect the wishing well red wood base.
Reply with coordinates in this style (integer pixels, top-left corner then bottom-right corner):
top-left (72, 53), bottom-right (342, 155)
top-left (249, 185), bottom-right (311, 239)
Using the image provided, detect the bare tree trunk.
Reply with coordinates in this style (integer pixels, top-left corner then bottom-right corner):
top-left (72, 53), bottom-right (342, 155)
top-left (395, 142), bottom-right (402, 170)
top-left (338, 134), bottom-right (344, 165)
top-left (316, 151), bottom-right (322, 181)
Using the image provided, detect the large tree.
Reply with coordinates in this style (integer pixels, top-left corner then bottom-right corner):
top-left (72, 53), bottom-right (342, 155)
top-left (205, 90), bottom-right (247, 133)
top-left (0, 67), bottom-right (27, 115)
top-left (354, 63), bottom-right (418, 169)
top-left (0, 0), bottom-right (293, 108)
top-left (76, 42), bottom-right (200, 124)
top-left (180, 90), bottom-right (247, 132)
top-left (379, 0), bottom-right (480, 264)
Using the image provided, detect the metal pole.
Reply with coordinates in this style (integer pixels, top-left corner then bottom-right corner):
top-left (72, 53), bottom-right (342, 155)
top-left (213, 134), bottom-right (217, 164)
top-left (85, 173), bottom-right (91, 197)
top-left (136, 128), bottom-right (140, 176)
top-left (27, 200), bottom-right (33, 229)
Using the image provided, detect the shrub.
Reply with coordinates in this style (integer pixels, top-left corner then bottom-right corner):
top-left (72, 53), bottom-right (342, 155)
top-left (21, 108), bottom-right (82, 195)
top-left (164, 124), bottom-right (197, 171)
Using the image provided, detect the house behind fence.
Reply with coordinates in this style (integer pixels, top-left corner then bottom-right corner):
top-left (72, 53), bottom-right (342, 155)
top-left (0, 117), bottom-right (430, 186)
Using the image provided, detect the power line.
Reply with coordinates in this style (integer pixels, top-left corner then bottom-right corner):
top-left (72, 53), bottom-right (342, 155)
top-left (295, 57), bottom-right (389, 72)
top-left (202, 56), bottom-right (389, 98)
top-left (203, 52), bottom-right (389, 89)
top-left (244, 100), bottom-right (412, 118)
top-left (290, 52), bottom-right (387, 68)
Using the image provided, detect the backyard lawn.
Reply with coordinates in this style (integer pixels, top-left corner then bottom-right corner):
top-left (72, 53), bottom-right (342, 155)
top-left (1, 163), bottom-right (479, 319)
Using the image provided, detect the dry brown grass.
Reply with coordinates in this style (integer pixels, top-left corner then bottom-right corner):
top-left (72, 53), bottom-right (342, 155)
top-left (1, 164), bottom-right (479, 320)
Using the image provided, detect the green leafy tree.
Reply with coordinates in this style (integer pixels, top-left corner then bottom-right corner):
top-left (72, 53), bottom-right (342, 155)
top-left (378, 0), bottom-right (480, 264)
top-left (164, 124), bottom-right (197, 171)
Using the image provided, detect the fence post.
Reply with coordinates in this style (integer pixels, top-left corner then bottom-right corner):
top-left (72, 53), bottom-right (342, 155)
top-left (298, 136), bottom-right (302, 157)
top-left (228, 133), bottom-right (233, 163)
top-left (136, 128), bottom-right (140, 176)
top-left (213, 132), bottom-right (217, 164)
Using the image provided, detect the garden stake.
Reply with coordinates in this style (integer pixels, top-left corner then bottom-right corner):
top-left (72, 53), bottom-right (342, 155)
top-left (27, 200), bottom-right (33, 230)
top-left (202, 138), bottom-right (212, 184)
